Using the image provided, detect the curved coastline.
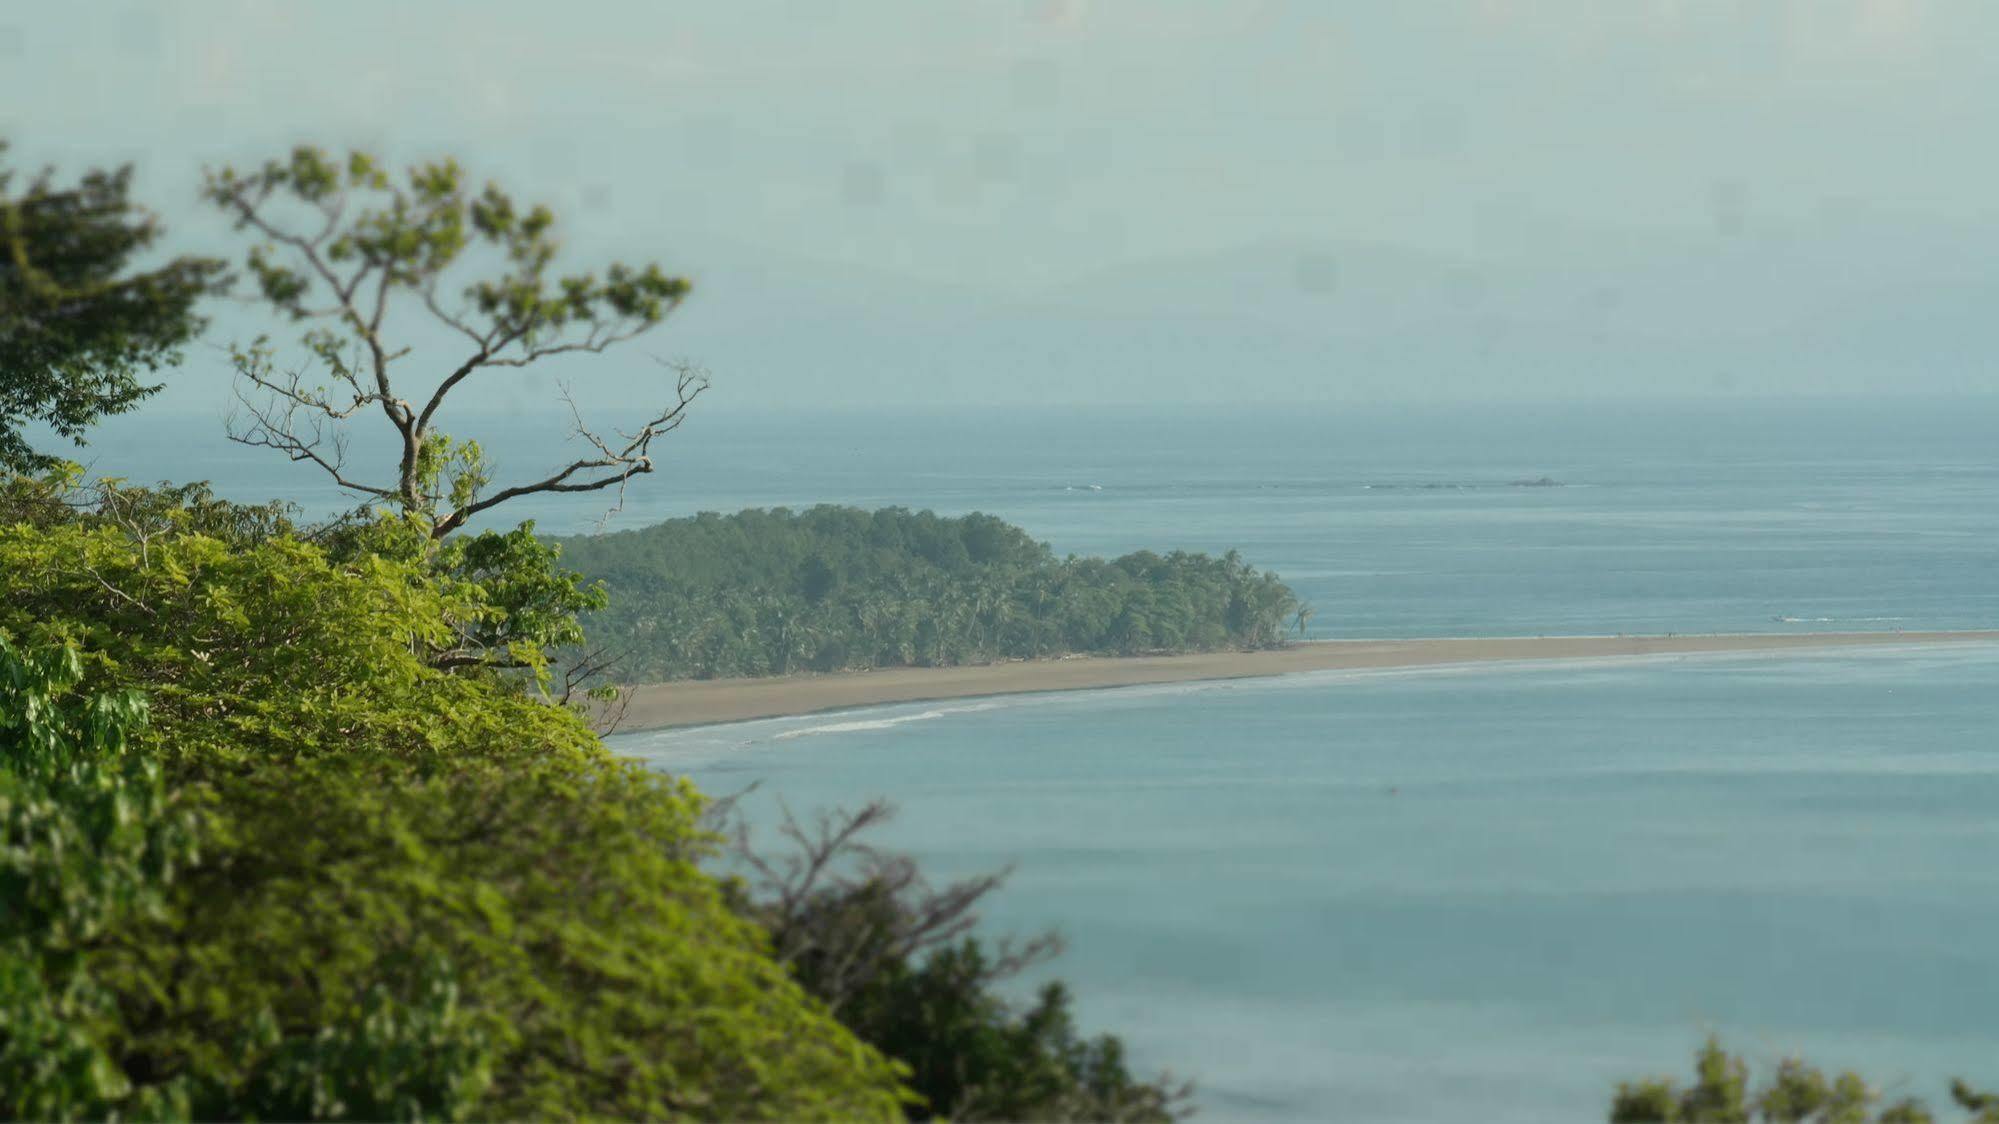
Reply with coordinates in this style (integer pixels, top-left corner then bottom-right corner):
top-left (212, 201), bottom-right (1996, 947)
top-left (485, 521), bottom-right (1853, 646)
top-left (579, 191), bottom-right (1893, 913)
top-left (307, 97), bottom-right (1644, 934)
top-left (610, 630), bottom-right (1999, 733)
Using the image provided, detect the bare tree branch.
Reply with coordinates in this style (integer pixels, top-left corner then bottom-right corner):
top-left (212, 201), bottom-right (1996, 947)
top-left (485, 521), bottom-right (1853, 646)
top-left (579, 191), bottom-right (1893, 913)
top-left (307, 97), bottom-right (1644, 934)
top-left (720, 797), bottom-right (1058, 1014)
top-left (420, 282), bottom-right (489, 350)
top-left (430, 361), bottom-right (706, 536)
top-left (480, 313), bottom-right (675, 368)
top-left (226, 380), bottom-right (396, 501)
top-left (211, 172), bottom-right (430, 508)
top-left (545, 641), bottom-right (636, 732)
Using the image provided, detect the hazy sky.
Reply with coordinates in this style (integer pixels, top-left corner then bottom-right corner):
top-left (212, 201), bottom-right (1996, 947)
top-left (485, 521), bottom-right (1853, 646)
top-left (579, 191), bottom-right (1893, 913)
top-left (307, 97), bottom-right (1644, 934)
top-left (6, 1), bottom-right (1995, 408)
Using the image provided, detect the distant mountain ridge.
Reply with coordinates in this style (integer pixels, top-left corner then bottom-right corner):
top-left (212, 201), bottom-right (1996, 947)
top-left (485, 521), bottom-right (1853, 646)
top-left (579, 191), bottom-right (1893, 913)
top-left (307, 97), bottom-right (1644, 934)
top-left (639, 222), bottom-right (1999, 408)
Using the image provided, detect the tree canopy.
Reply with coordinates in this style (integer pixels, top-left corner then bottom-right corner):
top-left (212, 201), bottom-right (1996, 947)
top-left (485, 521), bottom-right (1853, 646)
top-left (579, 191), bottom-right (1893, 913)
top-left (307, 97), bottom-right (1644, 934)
top-left (0, 476), bottom-right (909, 1120)
top-left (1611, 1037), bottom-right (1997, 1124)
top-left (203, 145), bottom-right (702, 537)
top-left (0, 141), bottom-right (226, 472)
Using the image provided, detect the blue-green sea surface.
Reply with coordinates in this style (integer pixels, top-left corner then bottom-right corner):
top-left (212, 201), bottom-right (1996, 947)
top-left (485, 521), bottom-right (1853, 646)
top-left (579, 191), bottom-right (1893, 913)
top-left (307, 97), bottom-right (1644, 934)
top-left (612, 643), bottom-right (1999, 1122)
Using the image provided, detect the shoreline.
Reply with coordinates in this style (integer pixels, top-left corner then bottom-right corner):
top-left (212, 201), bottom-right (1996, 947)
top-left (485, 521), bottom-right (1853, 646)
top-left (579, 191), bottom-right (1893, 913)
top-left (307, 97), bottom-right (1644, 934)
top-left (607, 630), bottom-right (1999, 734)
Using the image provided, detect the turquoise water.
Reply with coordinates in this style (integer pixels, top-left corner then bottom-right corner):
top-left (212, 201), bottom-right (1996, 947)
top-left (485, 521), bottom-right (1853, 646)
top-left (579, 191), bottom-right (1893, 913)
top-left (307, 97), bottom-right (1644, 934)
top-left (71, 396), bottom-right (1999, 1118)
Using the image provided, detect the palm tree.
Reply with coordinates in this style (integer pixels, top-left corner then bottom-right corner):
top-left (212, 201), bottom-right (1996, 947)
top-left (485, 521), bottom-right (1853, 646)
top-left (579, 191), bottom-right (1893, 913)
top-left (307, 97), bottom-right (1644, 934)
top-left (855, 594), bottom-right (889, 669)
top-left (1290, 603), bottom-right (1315, 642)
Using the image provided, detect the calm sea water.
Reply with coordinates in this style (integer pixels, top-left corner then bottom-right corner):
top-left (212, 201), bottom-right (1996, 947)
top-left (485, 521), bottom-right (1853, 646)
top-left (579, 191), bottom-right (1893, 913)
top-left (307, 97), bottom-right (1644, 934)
top-left (621, 645), bottom-right (1999, 1122)
top-left (70, 396), bottom-right (1999, 1119)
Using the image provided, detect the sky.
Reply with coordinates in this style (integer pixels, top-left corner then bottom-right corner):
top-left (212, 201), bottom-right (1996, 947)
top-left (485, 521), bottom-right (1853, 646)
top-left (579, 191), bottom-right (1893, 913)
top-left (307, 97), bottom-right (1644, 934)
top-left (5, 1), bottom-right (1997, 410)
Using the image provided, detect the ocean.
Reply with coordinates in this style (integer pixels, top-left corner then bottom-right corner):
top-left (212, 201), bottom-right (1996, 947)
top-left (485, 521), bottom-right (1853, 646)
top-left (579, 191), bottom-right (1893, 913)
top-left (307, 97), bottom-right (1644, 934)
top-left (68, 395), bottom-right (1999, 1120)
top-left (623, 645), bottom-right (1999, 1121)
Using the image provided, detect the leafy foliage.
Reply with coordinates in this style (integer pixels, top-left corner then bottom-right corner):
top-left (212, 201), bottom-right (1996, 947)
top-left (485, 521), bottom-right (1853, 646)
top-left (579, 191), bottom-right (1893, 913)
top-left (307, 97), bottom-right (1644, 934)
top-left (0, 465), bottom-right (299, 544)
top-left (1612, 1037), bottom-right (1995, 1124)
top-left (0, 462), bottom-right (622, 747)
top-left (851, 960), bottom-right (1179, 1124)
top-left (212, 961), bottom-right (494, 1123)
top-left (1, 492), bottom-right (909, 1121)
top-left (0, 518), bottom-right (597, 776)
top-left (0, 141), bottom-right (227, 472)
top-left (555, 505), bottom-right (1301, 680)
top-left (0, 635), bottom-right (198, 1120)
top-left (82, 760), bottom-right (906, 1121)
top-left (433, 519), bottom-right (608, 682)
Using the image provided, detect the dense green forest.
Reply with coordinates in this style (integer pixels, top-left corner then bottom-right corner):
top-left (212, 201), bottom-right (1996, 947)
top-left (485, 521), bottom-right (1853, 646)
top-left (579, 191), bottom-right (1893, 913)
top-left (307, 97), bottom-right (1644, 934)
top-left (553, 505), bottom-right (1302, 681)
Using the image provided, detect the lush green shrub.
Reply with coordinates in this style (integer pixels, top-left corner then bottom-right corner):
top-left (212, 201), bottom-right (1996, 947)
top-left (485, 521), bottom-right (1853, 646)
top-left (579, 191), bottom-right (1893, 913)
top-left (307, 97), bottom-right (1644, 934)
top-left (1612, 1037), bottom-right (1995, 1124)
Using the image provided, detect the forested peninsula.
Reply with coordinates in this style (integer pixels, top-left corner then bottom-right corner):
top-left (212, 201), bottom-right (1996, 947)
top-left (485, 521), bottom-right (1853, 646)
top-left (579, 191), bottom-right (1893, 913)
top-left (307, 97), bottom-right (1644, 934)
top-left (551, 505), bottom-right (1303, 682)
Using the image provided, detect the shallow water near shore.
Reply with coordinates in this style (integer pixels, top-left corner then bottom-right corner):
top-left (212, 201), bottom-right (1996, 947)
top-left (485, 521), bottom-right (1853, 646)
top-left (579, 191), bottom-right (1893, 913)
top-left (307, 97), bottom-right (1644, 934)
top-left (616, 642), bottom-right (1999, 1122)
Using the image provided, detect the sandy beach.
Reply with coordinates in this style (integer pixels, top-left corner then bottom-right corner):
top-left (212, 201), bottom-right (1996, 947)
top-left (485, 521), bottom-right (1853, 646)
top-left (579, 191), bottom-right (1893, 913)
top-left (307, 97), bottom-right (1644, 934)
top-left (610, 630), bottom-right (1999, 733)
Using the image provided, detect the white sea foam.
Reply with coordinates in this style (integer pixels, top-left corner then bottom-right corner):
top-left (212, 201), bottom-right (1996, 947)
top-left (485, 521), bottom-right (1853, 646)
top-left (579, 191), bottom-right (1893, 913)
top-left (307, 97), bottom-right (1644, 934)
top-left (769, 700), bottom-right (1008, 741)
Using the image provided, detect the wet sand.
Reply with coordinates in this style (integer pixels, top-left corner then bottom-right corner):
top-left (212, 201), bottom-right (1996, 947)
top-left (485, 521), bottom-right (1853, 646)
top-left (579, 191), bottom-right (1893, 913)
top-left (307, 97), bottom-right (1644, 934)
top-left (607, 631), bottom-right (1999, 733)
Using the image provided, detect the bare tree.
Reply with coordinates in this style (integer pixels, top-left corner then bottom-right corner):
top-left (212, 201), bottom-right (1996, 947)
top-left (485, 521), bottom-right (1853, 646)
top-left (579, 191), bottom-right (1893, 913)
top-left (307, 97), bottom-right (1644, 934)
top-left (202, 146), bottom-right (705, 537)
top-left (557, 640), bottom-right (635, 733)
top-left (721, 796), bottom-right (1062, 1014)
top-left (713, 795), bottom-right (1192, 1121)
